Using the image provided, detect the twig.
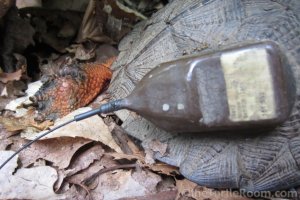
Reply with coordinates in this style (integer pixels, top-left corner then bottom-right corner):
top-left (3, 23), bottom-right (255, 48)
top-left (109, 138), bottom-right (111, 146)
top-left (72, 182), bottom-right (92, 199)
top-left (82, 163), bottom-right (138, 186)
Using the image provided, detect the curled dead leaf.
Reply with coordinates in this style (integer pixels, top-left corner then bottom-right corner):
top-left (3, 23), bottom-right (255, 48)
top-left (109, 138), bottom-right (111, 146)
top-left (0, 151), bottom-right (62, 199)
top-left (88, 169), bottom-right (162, 200)
top-left (107, 152), bottom-right (178, 177)
top-left (0, 69), bottom-right (22, 84)
top-left (0, 108), bottom-right (53, 132)
top-left (66, 144), bottom-right (105, 177)
top-left (10, 137), bottom-right (92, 168)
top-left (108, 152), bottom-right (145, 162)
top-left (67, 154), bottom-right (117, 185)
top-left (21, 107), bottom-right (122, 153)
top-left (146, 162), bottom-right (179, 176)
top-left (66, 43), bottom-right (96, 61)
top-left (148, 139), bottom-right (168, 156)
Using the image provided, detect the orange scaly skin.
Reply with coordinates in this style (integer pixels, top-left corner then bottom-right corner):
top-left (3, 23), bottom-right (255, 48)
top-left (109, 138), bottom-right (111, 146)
top-left (32, 57), bottom-right (115, 121)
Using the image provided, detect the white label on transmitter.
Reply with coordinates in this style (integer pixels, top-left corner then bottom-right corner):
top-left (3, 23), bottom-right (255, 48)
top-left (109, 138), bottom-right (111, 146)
top-left (221, 48), bottom-right (276, 122)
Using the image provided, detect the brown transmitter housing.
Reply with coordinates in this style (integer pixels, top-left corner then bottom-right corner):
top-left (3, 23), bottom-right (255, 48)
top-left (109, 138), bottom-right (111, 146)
top-left (122, 42), bottom-right (295, 133)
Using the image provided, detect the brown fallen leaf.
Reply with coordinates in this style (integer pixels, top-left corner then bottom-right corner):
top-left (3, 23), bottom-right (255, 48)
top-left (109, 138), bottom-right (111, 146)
top-left (66, 144), bottom-right (105, 177)
top-left (107, 151), bottom-right (178, 177)
top-left (0, 82), bottom-right (6, 96)
top-left (109, 122), bottom-right (143, 155)
top-left (0, 81), bottom-right (21, 110)
top-left (148, 139), bottom-right (168, 156)
top-left (0, 151), bottom-right (64, 199)
top-left (66, 43), bottom-right (96, 61)
top-left (108, 152), bottom-right (145, 162)
top-left (0, 69), bottom-right (22, 83)
top-left (77, 0), bottom-right (145, 44)
top-left (10, 137), bottom-right (92, 168)
top-left (176, 179), bottom-right (251, 200)
top-left (55, 169), bottom-right (67, 192)
top-left (21, 107), bottom-right (122, 153)
top-left (89, 169), bottom-right (162, 200)
top-left (62, 185), bottom-right (87, 200)
top-left (77, 0), bottom-right (114, 44)
top-left (144, 139), bottom-right (168, 165)
top-left (144, 148), bottom-right (156, 164)
top-left (67, 154), bottom-right (117, 185)
top-left (146, 162), bottom-right (179, 176)
top-left (0, 108), bottom-right (53, 132)
top-left (0, 96), bottom-right (12, 110)
top-left (0, 123), bottom-right (17, 154)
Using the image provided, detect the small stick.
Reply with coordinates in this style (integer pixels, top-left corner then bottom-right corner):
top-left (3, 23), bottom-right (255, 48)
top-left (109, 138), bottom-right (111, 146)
top-left (82, 163), bottom-right (138, 186)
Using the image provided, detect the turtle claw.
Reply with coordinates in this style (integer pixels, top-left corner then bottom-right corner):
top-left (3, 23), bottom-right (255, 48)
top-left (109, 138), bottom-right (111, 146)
top-left (29, 95), bottom-right (37, 103)
top-left (34, 112), bottom-right (46, 122)
top-left (33, 91), bottom-right (48, 101)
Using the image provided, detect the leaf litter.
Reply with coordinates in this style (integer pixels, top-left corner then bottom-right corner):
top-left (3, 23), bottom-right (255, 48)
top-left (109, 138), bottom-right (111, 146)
top-left (0, 1), bottom-right (253, 199)
top-left (0, 151), bottom-right (61, 200)
top-left (21, 107), bottom-right (123, 153)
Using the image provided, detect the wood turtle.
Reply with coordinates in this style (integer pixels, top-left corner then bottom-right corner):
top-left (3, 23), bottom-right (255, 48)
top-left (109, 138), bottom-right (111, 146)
top-left (108, 0), bottom-right (300, 192)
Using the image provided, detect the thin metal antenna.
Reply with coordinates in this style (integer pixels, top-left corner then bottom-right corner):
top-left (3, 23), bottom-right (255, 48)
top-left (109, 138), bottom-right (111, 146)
top-left (0, 99), bottom-right (126, 170)
top-left (0, 119), bottom-right (75, 170)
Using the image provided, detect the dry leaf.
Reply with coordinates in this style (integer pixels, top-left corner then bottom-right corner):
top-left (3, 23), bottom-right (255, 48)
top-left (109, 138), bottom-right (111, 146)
top-left (146, 162), bottom-right (179, 176)
top-left (67, 154), bottom-right (117, 184)
top-left (66, 43), bottom-right (96, 61)
top-left (176, 179), bottom-right (250, 200)
top-left (21, 107), bottom-right (122, 153)
top-left (148, 139), bottom-right (168, 156)
top-left (77, 0), bottom-right (144, 44)
top-left (0, 124), bottom-right (15, 150)
top-left (77, 0), bottom-right (113, 44)
top-left (109, 122), bottom-right (143, 155)
top-left (108, 152), bottom-right (145, 162)
top-left (176, 179), bottom-right (197, 199)
top-left (0, 108), bottom-right (53, 132)
top-left (54, 169), bottom-right (67, 192)
top-left (108, 152), bottom-right (178, 176)
top-left (0, 69), bottom-right (22, 83)
top-left (5, 80), bottom-right (43, 111)
top-left (10, 137), bottom-right (92, 168)
top-left (90, 169), bottom-right (162, 200)
top-left (62, 185), bottom-right (87, 200)
top-left (0, 97), bottom-right (12, 110)
top-left (0, 151), bottom-right (63, 199)
top-left (144, 148), bottom-right (156, 164)
top-left (143, 139), bottom-right (168, 164)
top-left (0, 85), bottom-right (8, 96)
top-left (66, 144), bottom-right (105, 177)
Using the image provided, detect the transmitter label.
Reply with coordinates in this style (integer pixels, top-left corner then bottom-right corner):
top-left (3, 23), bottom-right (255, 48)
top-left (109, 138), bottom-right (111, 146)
top-left (221, 48), bottom-right (276, 122)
